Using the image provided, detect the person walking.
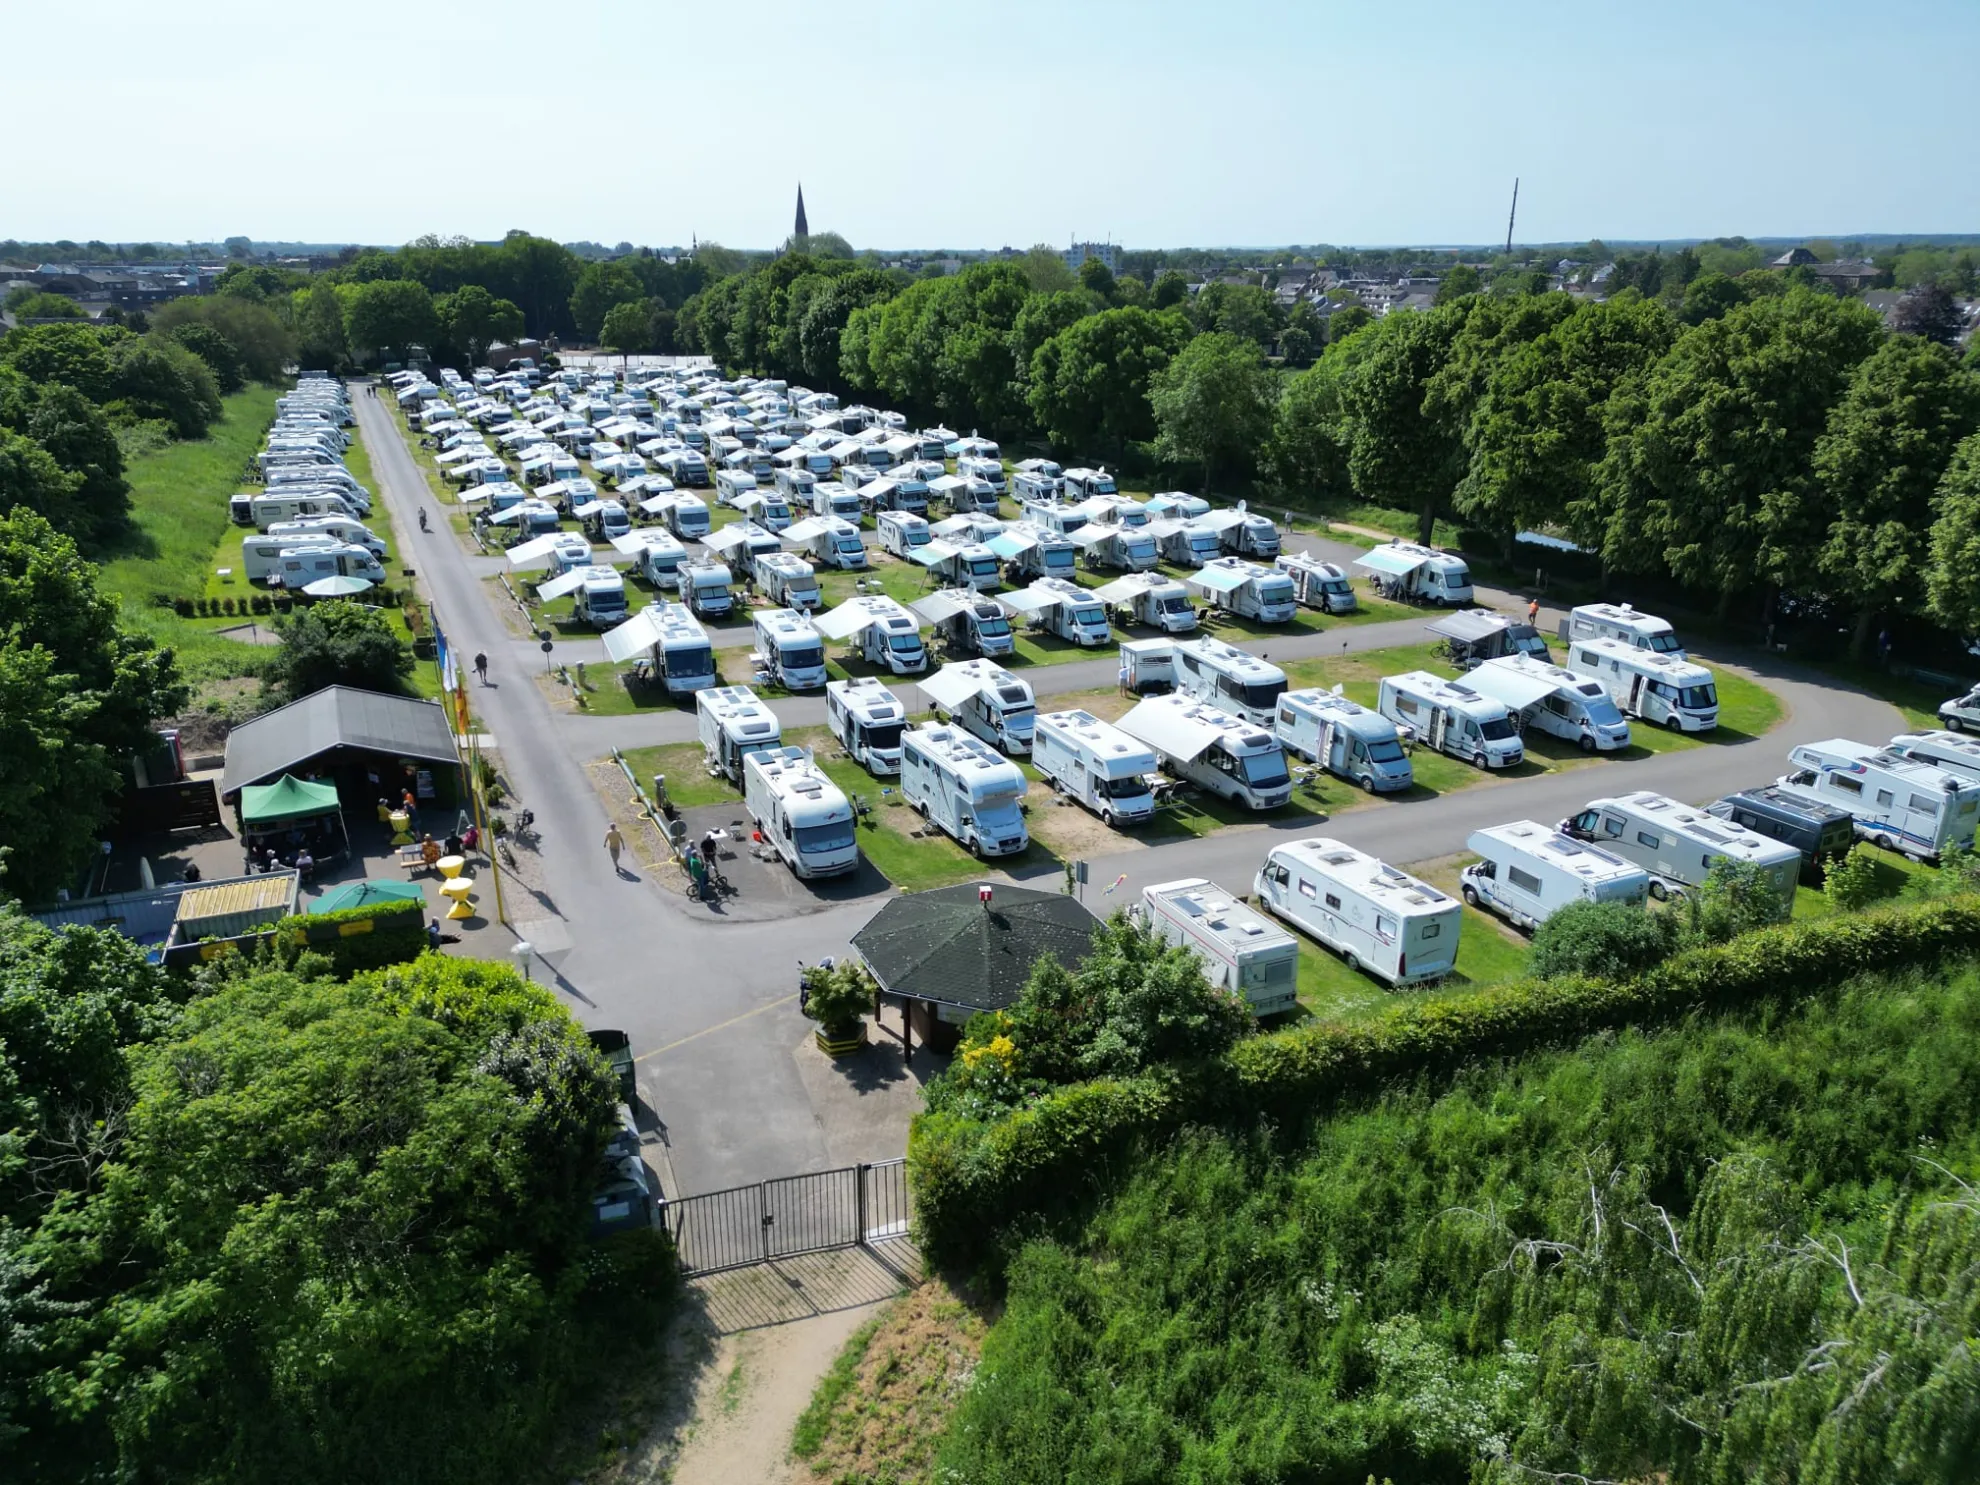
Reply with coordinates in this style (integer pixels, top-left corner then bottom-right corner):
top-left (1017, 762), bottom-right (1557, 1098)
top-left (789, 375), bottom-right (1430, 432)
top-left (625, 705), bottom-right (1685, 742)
top-left (1526, 596), bottom-right (1540, 625)
top-left (604, 822), bottom-right (626, 875)
top-left (474, 651), bottom-right (489, 684)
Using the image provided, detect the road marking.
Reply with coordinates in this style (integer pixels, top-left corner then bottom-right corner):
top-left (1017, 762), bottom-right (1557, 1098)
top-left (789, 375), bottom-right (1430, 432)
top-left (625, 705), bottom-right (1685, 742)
top-left (634, 993), bottom-right (800, 1063)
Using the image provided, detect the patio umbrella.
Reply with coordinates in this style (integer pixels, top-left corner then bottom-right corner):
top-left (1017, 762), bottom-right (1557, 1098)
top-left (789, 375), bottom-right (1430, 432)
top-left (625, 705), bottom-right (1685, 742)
top-left (309, 879), bottom-right (425, 914)
top-left (303, 574), bottom-right (375, 598)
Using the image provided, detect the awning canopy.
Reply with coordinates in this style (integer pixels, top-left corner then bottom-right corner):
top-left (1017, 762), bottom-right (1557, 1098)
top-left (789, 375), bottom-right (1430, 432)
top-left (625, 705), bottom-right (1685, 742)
top-left (1117, 699), bottom-right (1225, 764)
top-left (240, 773), bottom-right (343, 826)
top-left (997, 585), bottom-right (1066, 616)
top-left (505, 531), bottom-right (581, 569)
top-left (1465, 662), bottom-right (1562, 712)
top-left (918, 664), bottom-right (1000, 712)
top-left (610, 528), bottom-right (683, 560)
top-left (1427, 609), bottom-right (1512, 645)
top-left (310, 879), bottom-right (425, 914)
top-left (984, 530), bottom-right (1035, 560)
top-left (908, 539), bottom-right (961, 569)
top-left (601, 605), bottom-right (670, 664)
top-left (1193, 509), bottom-right (1245, 533)
top-left (814, 596), bottom-right (917, 641)
top-left (703, 524), bottom-right (769, 558)
top-left (908, 590), bottom-right (975, 624)
top-left (1187, 564), bottom-right (1252, 594)
top-left (536, 565), bottom-right (619, 602)
top-left (1354, 545), bottom-right (1430, 578)
top-left (1090, 574), bottom-right (1168, 605)
top-left (780, 517), bottom-right (831, 544)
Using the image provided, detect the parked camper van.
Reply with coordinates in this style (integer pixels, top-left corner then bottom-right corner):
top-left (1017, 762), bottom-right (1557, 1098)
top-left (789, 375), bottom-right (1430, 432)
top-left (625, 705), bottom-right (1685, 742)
top-left (1561, 791), bottom-right (1802, 902)
top-left (1137, 879), bottom-right (1298, 1015)
top-left (993, 524), bottom-right (1078, 583)
top-left (579, 499), bottom-right (631, 541)
top-left (272, 544), bottom-right (386, 589)
top-left (244, 491), bottom-right (358, 530)
top-left (877, 510), bottom-right (932, 558)
top-left (537, 564), bottom-right (629, 628)
top-left (600, 602), bottom-right (715, 697)
top-left (1255, 838), bottom-right (1461, 986)
top-left (1148, 518), bottom-right (1224, 568)
top-left (1194, 505), bottom-right (1280, 560)
top-left (1185, 557), bottom-right (1297, 624)
top-left (1564, 637), bottom-right (1718, 732)
top-left (1353, 540), bottom-right (1473, 605)
top-left (1568, 602), bottom-right (1685, 658)
top-left (1062, 467), bottom-right (1118, 499)
top-left (1070, 518), bottom-right (1159, 572)
top-left (998, 577), bottom-right (1111, 646)
top-left (752, 551), bottom-right (822, 611)
top-left (655, 492), bottom-right (711, 541)
top-left (743, 746), bottom-right (859, 879)
top-left (826, 676), bottom-right (909, 775)
top-left (241, 533), bottom-right (339, 583)
top-left (810, 482), bottom-right (865, 522)
top-left (919, 660), bottom-right (1036, 753)
top-left (614, 529), bottom-right (687, 590)
top-left (1776, 738), bottom-right (1980, 861)
top-left (1461, 821), bottom-right (1650, 932)
top-left (696, 686), bottom-right (784, 783)
top-left (1172, 637), bottom-right (1288, 728)
top-left (814, 595), bottom-right (927, 673)
top-left (782, 516), bottom-right (868, 571)
top-left (750, 608), bottom-right (828, 691)
top-left (909, 538), bottom-right (1002, 592)
top-left (1885, 730), bottom-right (1980, 787)
top-left (1466, 655), bottom-right (1632, 753)
top-left (1032, 710), bottom-right (1158, 826)
top-left (1273, 690), bottom-right (1413, 793)
top-left (898, 725), bottom-right (1030, 857)
top-left (1428, 609), bottom-right (1551, 669)
top-left (1275, 553), bottom-right (1357, 614)
top-left (909, 588), bottom-right (1016, 657)
top-left (1119, 638), bottom-right (1177, 694)
top-left (678, 558), bottom-right (733, 619)
top-left (1936, 685), bottom-right (1980, 733)
top-left (713, 469), bottom-right (759, 508)
top-left (1378, 671), bottom-right (1524, 769)
top-left (265, 516), bottom-right (385, 558)
top-left (1090, 573), bottom-right (1197, 633)
top-left (1707, 787), bottom-right (1856, 882)
top-left (1117, 696), bottom-right (1292, 810)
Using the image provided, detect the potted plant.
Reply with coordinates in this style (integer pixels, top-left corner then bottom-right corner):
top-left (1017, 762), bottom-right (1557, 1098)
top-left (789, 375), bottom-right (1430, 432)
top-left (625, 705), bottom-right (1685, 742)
top-left (801, 959), bottom-right (875, 1056)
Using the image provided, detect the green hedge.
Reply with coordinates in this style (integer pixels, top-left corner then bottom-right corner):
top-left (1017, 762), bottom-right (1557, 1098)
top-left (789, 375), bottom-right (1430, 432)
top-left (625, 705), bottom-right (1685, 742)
top-left (275, 896), bottom-right (426, 977)
top-left (910, 895), bottom-right (1980, 1270)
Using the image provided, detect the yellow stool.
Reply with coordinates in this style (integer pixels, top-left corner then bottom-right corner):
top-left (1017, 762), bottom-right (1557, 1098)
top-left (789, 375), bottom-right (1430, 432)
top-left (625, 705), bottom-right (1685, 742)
top-left (436, 854), bottom-right (467, 880)
top-left (440, 876), bottom-right (476, 920)
top-left (389, 810), bottom-right (414, 846)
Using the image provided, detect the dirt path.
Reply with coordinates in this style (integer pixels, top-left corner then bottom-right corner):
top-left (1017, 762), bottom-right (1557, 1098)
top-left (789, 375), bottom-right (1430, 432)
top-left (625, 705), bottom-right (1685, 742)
top-left (670, 1300), bottom-right (892, 1485)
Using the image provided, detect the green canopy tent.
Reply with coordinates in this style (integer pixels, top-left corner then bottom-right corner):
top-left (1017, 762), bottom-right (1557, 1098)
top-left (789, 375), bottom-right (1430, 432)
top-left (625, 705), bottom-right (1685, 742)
top-left (310, 879), bottom-right (424, 914)
top-left (238, 773), bottom-right (349, 870)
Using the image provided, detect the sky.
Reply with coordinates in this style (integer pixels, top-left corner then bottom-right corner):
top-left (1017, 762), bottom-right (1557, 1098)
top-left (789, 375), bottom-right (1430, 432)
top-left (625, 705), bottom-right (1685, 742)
top-left (5, 0), bottom-right (1977, 252)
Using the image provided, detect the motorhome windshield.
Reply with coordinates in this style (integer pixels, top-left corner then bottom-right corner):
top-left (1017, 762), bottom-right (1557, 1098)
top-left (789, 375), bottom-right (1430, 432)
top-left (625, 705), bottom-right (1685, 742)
top-left (1478, 716), bottom-right (1518, 741)
top-left (887, 633), bottom-right (922, 653)
top-left (1260, 579), bottom-right (1295, 603)
top-left (671, 645), bottom-right (714, 679)
top-left (978, 613), bottom-right (1012, 637)
top-left (1322, 578), bottom-right (1351, 595)
top-left (1100, 774), bottom-right (1152, 800)
top-left (1238, 750), bottom-right (1290, 788)
top-left (794, 819), bottom-right (856, 854)
top-left (1646, 629), bottom-right (1681, 653)
top-left (1044, 549), bottom-right (1075, 571)
top-left (1117, 508), bottom-right (1148, 527)
top-left (1366, 737), bottom-right (1407, 763)
top-left (1582, 692), bottom-right (1625, 725)
top-left (967, 557), bottom-right (999, 579)
top-left (834, 535), bottom-right (863, 555)
top-left (864, 722), bottom-right (905, 752)
top-left (1158, 594), bottom-right (1192, 614)
top-left (782, 643), bottom-right (824, 670)
top-left (903, 526), bottom-right (930, 546)
top-left (1071, 604), bottom-right (1106, 627)
top-left (1507, 624), bottom-right (1546, 653)
top-left (1240, 678), bottom-right (1288, 711)
top-left (1674, 682), bottom-right (1717, 710)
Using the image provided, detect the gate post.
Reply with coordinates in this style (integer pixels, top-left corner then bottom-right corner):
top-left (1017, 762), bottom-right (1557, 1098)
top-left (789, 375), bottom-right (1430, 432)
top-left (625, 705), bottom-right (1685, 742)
top-left (760, 1181), bottom-right (773, 1263)
top-left (855, 1162), bottom-right (869, 1246)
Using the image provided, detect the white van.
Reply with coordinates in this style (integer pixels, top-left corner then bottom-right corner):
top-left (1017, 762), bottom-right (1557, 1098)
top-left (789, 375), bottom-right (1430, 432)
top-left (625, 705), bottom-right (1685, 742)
top-left (750, 608), bottom-right (829, 691)
top-left (1274, 689), bottom-right (1413, 793)
top-left (1564, 637), bottom-right (1718, 732)
top-left (1276, 552), bottom-right (1357, 614)
top-left (1032, 710), bottom-right (1158, 826)
top-left (1378, 671), bottom-right (1524, 769)
top-left (899, 725), bottom-right (1030, 857)
top-left (877, 510), bottom-right (932, 558)
top-left (1885, 730), bottom-right (1980, 786)
top-left (1352, 540), bottom-right (1473, 605)
top-left (695, 685), bottom-right (784, 783)
top-left (601, 602), bottom-right (716, 697)
top-left (1461, 821), bottom-right (1650, 932)
top-left (1172, 637), bottom-right (1288, 728)
top-left (1116, 695), bottom-right (1292, 811)
top-left (1567, 602), bottom-right (1685, 658)
top-left (826, 676), bottom-right (908, 775)
top-left (918, 659), bottom-right (1036, 754)
top-left (813, 595), bottom-right (927, 674)
top-left (743, 746), bottom-right (859, 880)
top-left (613, 529), bottom-right (687, 590)
top-left (752, 550), bottom-right (822, 611)
top-left (1560, 791), bottom-right (1801, 902)
top-left (265, 516), bottom-right (385, 558)
top-left (273, 544), bottom-right (386, 589)
top-left (1777, 738), bottom-right (1980, 861)
top-left (714, 468), bottom-right (760, 507)
top-left (1137, 879), bottom-right (1298, 1015)
top-left (241, 532), bottom-right (340, 583)
top-left (1466, 655), bottom-right (1632, 753)
top-left (1255, 838), bottom-right (1461, 986)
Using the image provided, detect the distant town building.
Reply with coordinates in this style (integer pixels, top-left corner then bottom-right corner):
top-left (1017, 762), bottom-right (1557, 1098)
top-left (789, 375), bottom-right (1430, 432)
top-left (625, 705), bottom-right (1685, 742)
top-left (1063, 240), bottom-right (1120, 275)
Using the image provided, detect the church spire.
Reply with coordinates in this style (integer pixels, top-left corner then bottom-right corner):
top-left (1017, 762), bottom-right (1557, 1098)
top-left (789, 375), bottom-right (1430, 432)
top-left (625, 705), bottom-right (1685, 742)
top-left (794, 184), bottom-right (809, 242)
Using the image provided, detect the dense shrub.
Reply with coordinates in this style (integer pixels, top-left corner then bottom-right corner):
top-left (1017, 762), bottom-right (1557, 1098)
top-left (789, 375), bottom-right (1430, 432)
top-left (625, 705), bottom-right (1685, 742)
top-left (275, 896), bottom-right (426, 976)
top-left (1527, 898), bottom-right (1677, 980)
top-left (267, 598), bottom-right (414, 700)
top-left (1823, 842), bottom-right (1884, 910)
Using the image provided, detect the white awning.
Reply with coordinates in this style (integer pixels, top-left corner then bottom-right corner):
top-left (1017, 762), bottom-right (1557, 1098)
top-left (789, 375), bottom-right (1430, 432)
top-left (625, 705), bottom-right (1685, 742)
top-left (1465, 663), bottom-right (1560, 713)
top-left (780, 517), bottom-right (831, 544)
top-left (600, 606), bottom-right (669, 664)
top-left (505, 532), bottom-right (577, 569)
top-left (1116, 700), bottom-right (1222, 764)
top-left (917, 665), bottom-right (992, 711)
top-left (1090, 574), bottom-right (1163, 605)
top-left (1068, 525), bottom-right (1116, 550)
top-left (534, 567), bottom-right (593, 602)
top-left (997, 586), bottom-right (1065, 617)
top-left (610, 529), bottom-right (683, 558)
top-left (908, 539), bottom-right (960, 569)
top-left (1354, 545), bottom-right (1429, 578)
top-left (638, 493), bottom-right (679, 515)
top-left (570, 500), bottom-right (608, 518)
top-left (1192, 509), bottom-right (1245, 533)
top-left (909, 590), bottom-right (975, 625)
top-left (1188, 565), bottom-right (1252, 594)
top-left (815, 596), bottom-right (917, 640)
top-left (703, 525), bottom-right (761, 558)
top-left (984, 530), bottom-right (1034, 560)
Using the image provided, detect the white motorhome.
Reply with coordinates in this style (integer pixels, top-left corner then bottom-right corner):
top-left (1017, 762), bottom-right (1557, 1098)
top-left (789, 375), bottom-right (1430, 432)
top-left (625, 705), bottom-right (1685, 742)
top-left (1564, 636), bottom-right (1718, 732)
top-left (782, 516), bottom-right (868, 571)
top-left (1353, 540), bottom-right (1473, 605)
top-left (772, 466), bottom-right (816, 507)
top-left (1061, 467), bottom-right (1117, 499)
top-left (602, 603), bottom-right (716, 696)
top-left (1172, 637), bottom-right (1288, 728)
top-left (1145, 491), bottom-right (1210, 520)
top-left (1090, 573), bottom-right (1197, 633)
top-left (908, 538), bottom-right (1002, 592)
top-left (810, 482), bottom-right (865, 522)
top-left (272, 544), bottom-right (386, 589)
top-left (242, 491), bottom-right (358, 530)
top-left (956, 456), bottom-right (1006, 494)
top-left (826, 676), bottom-right (909, 775)
top-left (1070, 519), bottom-right (1160, 573)
top-left (537, 564), bottom-right (629, 629)
top-left (1776, 738), bottom-right (1980, 861)
top-left (1427, 609), bottom-right (1552, 669)
top-left (678, 558), bottom-right (734, 619)
top-left (1885, 730), bottom-right (1980, 787)
top-left (241, 532), bottom-right (341, 583)
top-left (265, 516), bottom-right (385, 558)
top-left (1148, 517), bottom-right (1224, 568)
top-left (898, 725), bottom-right (1030, 857)
top-left (1010, 471), bottom-right (1060, 506)
top-left (1461, 821), bottom-right (1650, 932)
top-left (919, 659), bottom-right (1036, 753)
top-left (612, 528), bottom-right (688, 590)
top-left (814, 595), bottom-right (927, 674)
top-left (877, 510), bottom-right (932, 558)
top-left (1120, 638), bottom-right (1178, 695)
top-left (1137, 879), bottom-right (1299, 1015)
top-left (990, 524), bottom-right (1079, 583)
top-left (652, 492), bottom-right (712, 541)
top-left (734, 489), bottom-right (794, 532)
top-left (713, 468), bottom-right (760, 507)
top-left (703, 520), bottom-right (784, 574)
top-left (1116, 695), bottom-right (1293, 810)
top-left (743, 746), bottom-right (859, 880)
top-left (1467, 655), bottom-right (1632, 753)
top-left (696, 685), bottom-right (785, 783)
top-left (1378, 671), bottom-right (1524, 769)
top-left (1936, 686), bottom-right (1980, 733)
top-left (1032, 710), bottom-right (1158, 826)
top-left (1274, 690), bottom-right (1413, 793)
top-left (577, 499), bottom-right (632, 541)
top-left (1568, 602), bottom-right (1685, 658)
top-left (750, 608), bottom-right (829, 691)
top-left (1255, 838), bottom-right (1462, 987)
top-left (998, 577), bottom-right (1112, 647)
top-left (1193, 504), bottom-right (1281, 560)
top-left (1275, 553), bottom-right (1358, 614)
top-left (909, 588), bottom-right (1016, 657)
top-left (1185, 557), bottom-right (1297, 624)
top-left (1560, 791), bottom-right (1802, 902)
top-left (752, 550), bottom-right (822, 611)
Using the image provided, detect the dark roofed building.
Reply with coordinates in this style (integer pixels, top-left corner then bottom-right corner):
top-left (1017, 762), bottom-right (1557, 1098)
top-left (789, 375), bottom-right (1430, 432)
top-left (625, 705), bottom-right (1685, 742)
top-left (853, 883), bottom-right (1099, 1055)
top-left (1769, 247), bottom-right (1820, 267)
top-left (221, 685), bottom-right (460, 799)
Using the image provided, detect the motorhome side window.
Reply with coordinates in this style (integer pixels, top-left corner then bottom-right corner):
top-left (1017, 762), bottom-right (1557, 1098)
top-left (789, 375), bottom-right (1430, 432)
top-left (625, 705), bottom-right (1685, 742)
top-left (1910, 793), bottom-right (1940, 814)
top-left (1636, 830), bottom-right (1659, 848)
top-left (1397, 698), bottom-right (1419, 716)
top-left (1508, 866), bottom-right (1542, 894)
top-left (1375, 915), bottom-right (1397, 941)
top-left (1420, 922), bottom-right (1441, 940)
top-left (1830, 775), bottom-right (1863, 796)
top-left (1278, 707), bottom-right (1295, 727)
top-left (1324, 892), bottom-right (1341, 910)
top-left (1577, 650), bottom-right (1599, 668)
top-left (1875, 788), bottom-right (1894, 807)
top-left (1600, 815), bottom-right (1624, 837)
top-left (1180, 654), bottom-right (1200, 673)
top-left (1297, 879), bottom-right (1316, 900)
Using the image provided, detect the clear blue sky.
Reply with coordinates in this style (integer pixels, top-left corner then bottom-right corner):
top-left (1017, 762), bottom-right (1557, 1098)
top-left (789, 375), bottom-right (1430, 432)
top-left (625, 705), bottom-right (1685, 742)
top-left (5, 0), bottom-right (1976, 250)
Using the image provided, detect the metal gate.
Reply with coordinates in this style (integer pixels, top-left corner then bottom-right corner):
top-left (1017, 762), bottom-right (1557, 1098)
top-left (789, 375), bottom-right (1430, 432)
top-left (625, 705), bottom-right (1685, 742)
top-left (665, 1159), bottom-right (910, 1276)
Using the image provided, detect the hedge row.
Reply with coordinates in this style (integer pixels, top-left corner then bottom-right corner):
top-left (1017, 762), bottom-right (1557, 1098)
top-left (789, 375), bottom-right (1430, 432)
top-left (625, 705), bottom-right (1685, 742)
top-left (275, 896), bottom-right (426, 977)
top-left (909, 895), bottom-right (1980, 1270)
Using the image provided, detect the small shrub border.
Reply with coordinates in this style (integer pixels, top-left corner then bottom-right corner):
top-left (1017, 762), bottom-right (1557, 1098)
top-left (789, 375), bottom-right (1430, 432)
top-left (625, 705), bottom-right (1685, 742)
top-left (274, 896), bottom-right (426, 977)
top-left (909, 895), bottom-right (1980, 1270)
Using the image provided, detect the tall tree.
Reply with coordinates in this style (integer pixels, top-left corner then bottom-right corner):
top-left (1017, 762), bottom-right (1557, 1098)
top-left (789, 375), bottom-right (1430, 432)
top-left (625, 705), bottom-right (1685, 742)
top-left (292, 284), bottom-right (350, 370)
top-left (1336, 305), bottom-right (1468, 542)
top-left (1892, 282), bottom-right (1963, 346)
top-left (436, 285), bottom-right (525, 365)
top-left (343, 279), bottom-right (438, 364)
top-left (0, 374), bottom-right (130, 544)
top-left (596, 299), bottom-right (653, 357)
top-left (1027, 308), bottom-right (1191, 456)
top-left (567, 259), bottom-right (644, 342)
top-left (1925, 432), bottom-right (1980, 637)
top-left (1149, 332), bottom-right (1278, 487)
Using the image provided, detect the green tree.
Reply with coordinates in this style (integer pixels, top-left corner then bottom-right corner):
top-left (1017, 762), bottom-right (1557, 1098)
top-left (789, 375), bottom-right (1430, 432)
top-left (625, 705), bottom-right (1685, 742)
top-left (1151, 270), bottom-right (1189, 309)
top-left (151, 294), bottom-right (294, 382)
top-left (0, 427), bottom-right (83, 533)
top-left (1027, 307), bottom-right (1192, 455)
top-left (1925, 432), bottom-right (1980, 635)
top-left (267, 599), bottom-right (414, 700)
top-left (1077, 257), bottom-right (1117, 301)
top-left (1008, 290), bottom-right (1092, 391)
top-left (1436, 264), bottom-right (1482, 302)
top-left (1150, 332), bottom-right (1278, 486)
top-left (0, 323), bottom-right (119, 402)
top-left (1892, 282), bottom-right (1963, 346)
top-left (1278, 299), bottom-right (1324, 367)
top-left (436, 284), bottom-right (525, 365)
top-left (568, 259), bottom-right (645, 341)
top-left (0, 371), bottom-right (130, 544)
top-left (597, 298), bottom-right (653, 356)
top-left (1337, 305), bottom-right (1468, 542)
top-left (796, 268), bottom-right (896, 388)
top-left (1327, 302), bottom-right (1373, 343)
top-left (343, 279), bottom-right (438, 364)
top-left (1015, 245), bottom-right (1078, 294)
top-left (106, 337), bottom-right (221, 438)
top-left (1192, 283), bottom-right (1280, 347)
top-left (1262, 331), bottom-right (1381, 500)
top-left (291, 283), bottom-right (350, 369)
top-left (3, 292), bottom-right (84, 320)
top-left (1678, 270), bottom-right (1750, 325)
top-left (0, 510), bottom-right (186, 901)
top-left (164, 321), bottom-right (244, 392)
top-left (1678, 856), bottom-right (1792, 941)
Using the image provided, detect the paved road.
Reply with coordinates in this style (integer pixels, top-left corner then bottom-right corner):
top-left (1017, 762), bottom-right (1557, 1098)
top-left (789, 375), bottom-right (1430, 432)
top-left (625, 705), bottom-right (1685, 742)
top-left (362, 384), bottom-right (1908, 1195)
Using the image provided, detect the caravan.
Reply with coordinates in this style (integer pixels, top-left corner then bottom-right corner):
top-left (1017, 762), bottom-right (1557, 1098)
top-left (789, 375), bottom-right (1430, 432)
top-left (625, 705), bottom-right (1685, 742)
top-left (1564, 637), bottom-right (1718, 732)
top-left (1352, 540), bottom-right (1473, 605)
top-left (752, 550), bottom-right (822, 611)
top-left (653, 492), bottom-right (712, 541)
top-left (813, 595), bottom-right (927, 674)
top-left (240, 532), bottom-right (340, 583)
top-left (678, 558), bottom-right (734, 619)
top-left (908, 588), bottom-right (1017, 657)
top-left (1137, 879), bottom-right (1299, 1015)
top-left (750, 608), bottom-right (829, 691)
top-left (919, 660), bottom-right (1037, 754)
top-left (601, 603), bottom-right (715, 697)
top-left (1427, 609), bottom-right (1551, 669)
top-left (1273, 690), bottom-right (1413, 793)
top-left (1254, 838), bottom-right (1462, 987)
top-left (997, 577), bottom-right (1112, 647)
top-left (1560, 791), bottom-right (1802, 903)
top-left (809, 482), bottom-right (865, 522)
top-left (536, 564), bottom-right (629, 629)
top-left (696, 686), bottom-right (784, 783)
top-left (1185, 557), bottom-right (1297, 624)
top-left (713, 468), bottom-right (759, 507)
top-left (1776, 739), bottom-right (1980, 861)
top-left (1275, 553), bottom-right (1358, 614)
top-left (743, 747), bottom-right (859, 880)
top-left (898, 726), bottom-right (1030, 857)
top-left (1116, 695), bottom-right (1292, 810)
top-left (1466, 655), bottom-right (1632, 753)
top-left (1378, 671), bottom-right (1524, 769)
top-left (1090, 572), bottom-right (1197, 633)
top-left (1070, 518), bottom-right (1159, 572)
top-left (826, 676), bottom-right (909, 775)
top-left (1461, 821), bottom-right (1650, 932)
top-left (990, 524), bottom-right (1079, 583)
top-left (1567, 602), bottom-right (1685, 658)
top-left (1171, 637), bottom-right (1288, 728)
top-left (1031, 710), bottom-right (1158, 825)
